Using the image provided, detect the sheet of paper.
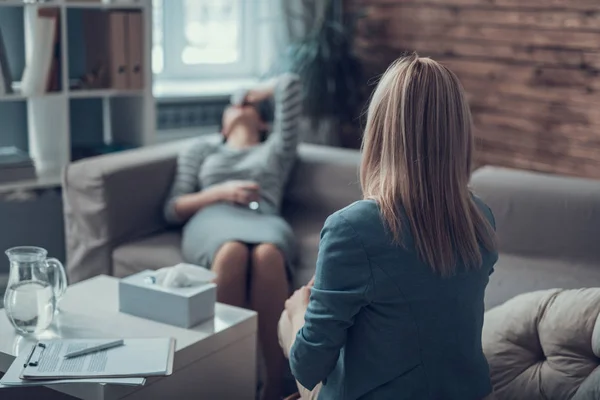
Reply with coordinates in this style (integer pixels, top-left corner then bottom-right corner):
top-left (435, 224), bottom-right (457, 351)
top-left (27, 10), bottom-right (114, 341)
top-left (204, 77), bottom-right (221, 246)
top-left (0, 345), bottom-right (145, 388)
top-left (21, 338), bottom-right (174, 380)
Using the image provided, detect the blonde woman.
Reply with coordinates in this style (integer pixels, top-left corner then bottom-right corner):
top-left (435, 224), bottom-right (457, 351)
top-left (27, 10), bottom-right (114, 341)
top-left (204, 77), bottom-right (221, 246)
top-left (279, 54), bottom-right (498, 400)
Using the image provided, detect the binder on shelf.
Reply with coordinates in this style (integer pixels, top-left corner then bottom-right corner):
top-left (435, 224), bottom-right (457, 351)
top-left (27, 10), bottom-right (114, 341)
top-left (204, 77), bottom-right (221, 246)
top-left (108, 12), bottom-right (128, 90)
top-left (0, 27), bottom-right (13, 95)
top-left (79, 10), bottom-right (144, 91)
top-left (82, 10), bottom-right (110, 89)
top-left (127, 11), bottom-right (143, 90)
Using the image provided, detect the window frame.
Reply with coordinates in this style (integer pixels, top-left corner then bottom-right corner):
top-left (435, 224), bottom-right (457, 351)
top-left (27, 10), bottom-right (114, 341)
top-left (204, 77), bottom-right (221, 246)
top-left (158, 0), bottom-right (260, 81)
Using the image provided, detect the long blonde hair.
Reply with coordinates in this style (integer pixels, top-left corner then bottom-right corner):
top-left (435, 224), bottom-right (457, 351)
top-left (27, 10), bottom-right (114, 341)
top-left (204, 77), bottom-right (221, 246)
top-left (360, 53), bottom-right (496, 275)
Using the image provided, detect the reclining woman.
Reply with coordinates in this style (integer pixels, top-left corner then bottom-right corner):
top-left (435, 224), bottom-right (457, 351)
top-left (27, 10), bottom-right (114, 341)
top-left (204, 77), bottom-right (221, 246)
top-left (279, 54), bottom-right (499, 399)
top-left (163, 73), bottom-right (302, 400)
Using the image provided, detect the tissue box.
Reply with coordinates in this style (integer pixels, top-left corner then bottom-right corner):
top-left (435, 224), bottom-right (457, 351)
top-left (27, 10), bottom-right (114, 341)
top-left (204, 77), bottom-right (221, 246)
top-left (119, 270), bottom-right (216, 328)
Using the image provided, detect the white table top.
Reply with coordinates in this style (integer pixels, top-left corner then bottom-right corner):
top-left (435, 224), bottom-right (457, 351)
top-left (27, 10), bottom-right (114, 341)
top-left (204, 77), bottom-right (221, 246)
top-left (0, 275), bottom-right (257, 373)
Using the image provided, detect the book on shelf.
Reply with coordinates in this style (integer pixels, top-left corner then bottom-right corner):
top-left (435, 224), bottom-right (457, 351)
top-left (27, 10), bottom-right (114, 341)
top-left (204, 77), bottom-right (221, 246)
top-left (21, 7), bottom-right (58, 95)
top-left (0, 147), bottom-right (36, 184)
top-left (0, 147), bottom-right (33, 167)
top-left (21, 8), bottom-right (60, 95)
top-left (0, 27), bottom-right (13, 95)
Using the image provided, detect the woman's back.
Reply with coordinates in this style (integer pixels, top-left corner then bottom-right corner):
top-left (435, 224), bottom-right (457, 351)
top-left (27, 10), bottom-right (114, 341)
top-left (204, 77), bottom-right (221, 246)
top-left (291, 199), bottom-right (497, 399)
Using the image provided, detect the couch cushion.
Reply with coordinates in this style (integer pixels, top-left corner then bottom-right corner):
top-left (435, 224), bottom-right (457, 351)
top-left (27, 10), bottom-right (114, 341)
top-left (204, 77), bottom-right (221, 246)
top-left (574, 366), bottom-right (600, 400)
top-left (283, 205), bottom-right (331, 289)
top-left (483, 288), bottom-right (600, 400)
top-left (471, 166), bottom-right (600, 263)
top-left (486, 253), bottom-right (600, 309)
top-left (285, 144), bottom-right (362, 216)
top-left (112, 231), bottom-right (183, 278)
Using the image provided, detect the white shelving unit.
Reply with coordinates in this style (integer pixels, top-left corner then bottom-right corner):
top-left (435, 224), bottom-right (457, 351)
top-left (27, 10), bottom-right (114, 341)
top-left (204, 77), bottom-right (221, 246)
top-left (0, 0), bottom-right (155, 193)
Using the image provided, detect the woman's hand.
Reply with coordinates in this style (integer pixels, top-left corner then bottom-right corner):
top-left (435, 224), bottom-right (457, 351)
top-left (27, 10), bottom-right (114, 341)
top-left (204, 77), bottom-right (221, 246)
top-left (210, 180), bottom-right (260, 206)
top-left (285, 276), bottom-right (314, 318)
top-left (244, 78), bottom-right (278, 104)
top-left (245, 87), bottom-right (273, 104)
top-left (286, 286), bottom-right (311, 320)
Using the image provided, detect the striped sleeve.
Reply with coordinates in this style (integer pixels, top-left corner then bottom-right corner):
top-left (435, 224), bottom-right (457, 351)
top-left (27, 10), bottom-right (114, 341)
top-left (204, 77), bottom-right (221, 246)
top-left (163, 139), bottom-right (215, 225)
top-left (268, 73), bottom-right (303, 162)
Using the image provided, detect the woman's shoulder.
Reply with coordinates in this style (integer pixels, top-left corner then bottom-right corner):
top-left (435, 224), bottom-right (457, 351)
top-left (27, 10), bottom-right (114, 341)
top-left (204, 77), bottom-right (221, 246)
top-left (179, 135), bottom-right (222, 159)
top-left (470, 193), bottom-right (496, 229)
top-left (327, 200), bottom-right (383, 233)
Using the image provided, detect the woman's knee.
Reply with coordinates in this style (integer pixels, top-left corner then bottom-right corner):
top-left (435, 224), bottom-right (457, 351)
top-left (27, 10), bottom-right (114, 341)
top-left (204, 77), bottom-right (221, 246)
top-left (216, 241), bottom-right (249, 259)
top-left (251, 244), bottom-right (286, 272)
top-left (252, 243), bottom-right (284, 264)
top-left (250, 244), bottom-right (287, 284)
top-left (213, 241), bottom-right (250, 273)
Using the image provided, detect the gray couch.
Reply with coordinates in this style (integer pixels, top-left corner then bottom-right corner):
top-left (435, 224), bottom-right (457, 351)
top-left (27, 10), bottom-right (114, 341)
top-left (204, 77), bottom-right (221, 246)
top-left (63, 139), bottom-right (600, 308)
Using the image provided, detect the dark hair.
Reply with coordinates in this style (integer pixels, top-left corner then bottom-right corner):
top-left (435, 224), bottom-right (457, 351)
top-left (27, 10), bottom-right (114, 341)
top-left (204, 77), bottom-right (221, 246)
top-left (256, 98), bottom-right (275, 124)
top-left (220, 98), bottom-right (275, 143)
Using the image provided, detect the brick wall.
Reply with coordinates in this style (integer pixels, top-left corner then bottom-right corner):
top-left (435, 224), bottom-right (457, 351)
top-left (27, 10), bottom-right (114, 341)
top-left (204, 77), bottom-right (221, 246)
top-left (348, 0), bottom-right (600, 178)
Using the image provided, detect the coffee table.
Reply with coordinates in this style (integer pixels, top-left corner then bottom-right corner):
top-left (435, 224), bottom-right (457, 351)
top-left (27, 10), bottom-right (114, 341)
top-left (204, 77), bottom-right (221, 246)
top-left (0, 275), bottom-right (257, 400)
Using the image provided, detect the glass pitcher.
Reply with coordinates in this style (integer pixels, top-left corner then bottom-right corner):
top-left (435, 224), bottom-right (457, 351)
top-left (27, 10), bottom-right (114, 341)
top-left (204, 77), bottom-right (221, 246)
top-left (3, 247), bottom-right (68, 335)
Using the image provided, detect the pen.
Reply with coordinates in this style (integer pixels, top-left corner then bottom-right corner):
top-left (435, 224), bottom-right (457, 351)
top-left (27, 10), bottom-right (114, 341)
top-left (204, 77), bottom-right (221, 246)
top-left (64, 340), bottom-right (125, 359)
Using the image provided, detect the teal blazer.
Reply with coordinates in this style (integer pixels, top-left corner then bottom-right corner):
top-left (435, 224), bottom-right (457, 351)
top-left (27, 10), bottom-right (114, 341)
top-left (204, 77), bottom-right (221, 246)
top-left (290, 199), bottom-right (498, 400)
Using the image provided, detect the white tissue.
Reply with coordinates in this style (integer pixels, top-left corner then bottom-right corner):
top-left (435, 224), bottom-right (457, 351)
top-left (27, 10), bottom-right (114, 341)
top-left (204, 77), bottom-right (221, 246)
top-left (152, 263), bottom-right (216, 288)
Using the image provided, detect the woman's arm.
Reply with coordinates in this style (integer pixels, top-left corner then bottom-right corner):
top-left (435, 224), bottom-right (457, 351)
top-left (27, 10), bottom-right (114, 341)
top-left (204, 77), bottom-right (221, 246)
top-left (239, 73), bottom-right (302, 153)
top-left (164, 141), bottom-right (208, 224)
top-left (269, 73), bottom-right (303, 157)
top-left (172, 180), bottom-right (260, 221)
top-left (289, 212), bottom-right (374, 390)
top-left (170, 188), bottom-right (221, 222)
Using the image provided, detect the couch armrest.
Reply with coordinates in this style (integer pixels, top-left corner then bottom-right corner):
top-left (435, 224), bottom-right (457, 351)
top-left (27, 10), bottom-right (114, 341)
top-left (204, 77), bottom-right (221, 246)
top-left (471, 166), bottom-right (600, 262)
top-left (63, 139), bottom-right (196, 283)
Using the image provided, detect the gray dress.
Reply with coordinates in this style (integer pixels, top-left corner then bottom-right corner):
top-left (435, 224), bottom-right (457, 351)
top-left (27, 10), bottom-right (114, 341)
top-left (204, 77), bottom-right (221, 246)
top-left (163, 74), bottom-right (303, 275)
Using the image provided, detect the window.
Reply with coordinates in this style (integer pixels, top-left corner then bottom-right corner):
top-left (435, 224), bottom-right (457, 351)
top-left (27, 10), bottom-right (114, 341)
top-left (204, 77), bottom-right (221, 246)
top-left (153, 0), bottom-right (260, 81)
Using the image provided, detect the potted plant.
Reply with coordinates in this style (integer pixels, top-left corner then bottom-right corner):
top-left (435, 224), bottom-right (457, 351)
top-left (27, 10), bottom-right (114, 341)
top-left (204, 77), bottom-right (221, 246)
top-left (272, 0), bottom-right (364, 146)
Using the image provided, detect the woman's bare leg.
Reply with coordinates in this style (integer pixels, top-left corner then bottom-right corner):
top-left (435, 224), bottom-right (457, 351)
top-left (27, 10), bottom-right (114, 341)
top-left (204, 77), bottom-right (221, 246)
top-left (278, 311), bottom-right (322, 400)
top-left (250, 244), bottom-right (290, 400)
top-left (212, 241), bottom-right (249, 308)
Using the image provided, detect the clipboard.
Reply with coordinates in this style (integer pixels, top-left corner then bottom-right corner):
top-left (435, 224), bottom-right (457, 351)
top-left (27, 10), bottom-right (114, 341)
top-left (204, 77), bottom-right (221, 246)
top-left (19, 338), bottom-right (175, 380)
top-left (0, 343), bottom-right (145, 387)
top-left (22, 342), bottom-right (47, 369)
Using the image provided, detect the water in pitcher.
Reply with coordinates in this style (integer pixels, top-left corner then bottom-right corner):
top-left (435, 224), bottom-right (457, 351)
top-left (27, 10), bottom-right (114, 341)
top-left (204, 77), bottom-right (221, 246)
top-left (4, 280), bottom-right (55, 335)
